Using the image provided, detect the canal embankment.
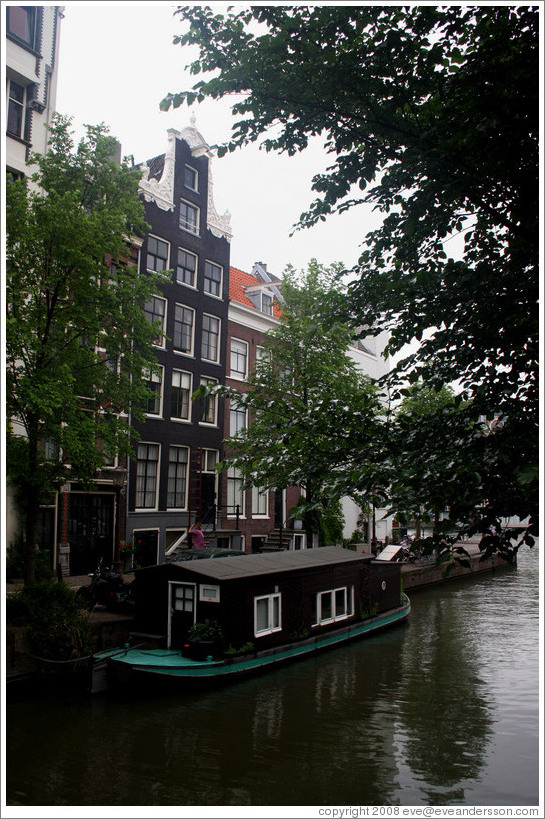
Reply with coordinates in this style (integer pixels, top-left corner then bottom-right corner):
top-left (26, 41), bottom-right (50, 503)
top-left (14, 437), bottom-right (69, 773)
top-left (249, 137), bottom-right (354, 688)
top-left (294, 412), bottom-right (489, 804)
top-left (400, 540), bottom-right (515, 592)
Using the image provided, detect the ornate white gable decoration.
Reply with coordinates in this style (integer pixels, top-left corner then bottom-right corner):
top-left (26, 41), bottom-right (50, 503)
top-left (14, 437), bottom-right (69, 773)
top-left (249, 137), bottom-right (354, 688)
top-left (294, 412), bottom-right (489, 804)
top-left (138, 119), bottom-right (233, 241)
top-left (138, 128), bottom-right (177, 212)
top-left (206, 164), bottom-right (233, 242)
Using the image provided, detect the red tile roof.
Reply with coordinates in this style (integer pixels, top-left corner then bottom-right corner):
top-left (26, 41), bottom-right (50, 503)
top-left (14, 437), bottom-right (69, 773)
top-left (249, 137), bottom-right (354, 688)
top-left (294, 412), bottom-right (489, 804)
top-left (229, 266), bottom-right (258, 309)
top-left (229, 266), bottom-right (283, 317)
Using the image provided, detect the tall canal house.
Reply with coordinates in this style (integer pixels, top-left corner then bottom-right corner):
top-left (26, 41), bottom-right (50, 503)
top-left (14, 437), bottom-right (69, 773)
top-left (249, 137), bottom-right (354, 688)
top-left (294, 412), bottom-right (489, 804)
top-left (126, 122), bottom-right (233, 566)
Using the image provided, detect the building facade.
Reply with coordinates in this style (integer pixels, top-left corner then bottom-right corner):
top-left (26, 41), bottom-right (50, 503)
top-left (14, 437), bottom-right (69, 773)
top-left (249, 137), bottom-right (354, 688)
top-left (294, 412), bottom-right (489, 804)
top-left (126, 123), bottom-right (233, 567)
top-left (5, 5), bottom-right (63, 180)
top-left (222, 263), bottom-right (303, 553)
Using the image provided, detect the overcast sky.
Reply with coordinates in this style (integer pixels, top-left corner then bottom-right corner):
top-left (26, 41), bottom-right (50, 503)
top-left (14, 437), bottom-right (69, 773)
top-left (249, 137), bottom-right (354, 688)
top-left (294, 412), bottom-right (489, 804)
top-left (55, 2), bottom-right (384, 278)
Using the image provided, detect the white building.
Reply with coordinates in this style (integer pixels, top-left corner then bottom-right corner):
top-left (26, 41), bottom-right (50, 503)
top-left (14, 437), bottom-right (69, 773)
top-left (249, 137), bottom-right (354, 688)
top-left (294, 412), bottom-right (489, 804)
top-left (5, 5), bottom-right (63, 180)
top-left (5, 5), bottom-right (63, 549)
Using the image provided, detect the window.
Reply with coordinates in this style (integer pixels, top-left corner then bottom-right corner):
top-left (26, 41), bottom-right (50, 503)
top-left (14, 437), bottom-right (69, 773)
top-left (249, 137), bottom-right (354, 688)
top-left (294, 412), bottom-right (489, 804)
top-left (7, 6), bottom-right (38, 48)
top-left (143, 367), bottom-right (163, 416)
top-left (167, 446), bottom-right (189, 509)
top-left (262, 292), bottom-right (274, 315)
top-left (200, 377), bottom-right (218, 425)
top-left (227, 467), bottom-right (244, 517)
top-left (203, 449), bottom-right (218, 473)
top-left (144, 296), bottom-right (166, 347)
top-left (204, 261), bottom-right (222, 297)
top-left (171, 370), bottom-right (192, 421)
top-left (135, 443), bottom-right (160, 509)
top-left (179, 199), bottom-right (199, 235)
top-left (176, 248), bottom-right (197, 287)
top-left (254, 593), bottom-right (282, 637)
top-left (230, 338), bottom-right (248, 380)
top-left (173, 304), bottom-right (195, 355)
top-left (7, 81), bottom-right (25, 138)
top-left (199, 585), bottom-right (220, 603)
top-left (292, 533), bottom-right (306, 550)
top-left (172, 583), bottom-right (195, 613)
top-left (252, 486), bottom-right (269, 518)
top-left (312, 586), bottom-right (354, 627)
top-left (230, 404), bottom-right (247, 436)
top-left (184, 165), bottom-right (198, 191)
top-left (255, 346), bottom-right (271, 371)
top-left (146, 236), bottom-right (169, 272)
top-left (201, 314), bottom-right (220, 363)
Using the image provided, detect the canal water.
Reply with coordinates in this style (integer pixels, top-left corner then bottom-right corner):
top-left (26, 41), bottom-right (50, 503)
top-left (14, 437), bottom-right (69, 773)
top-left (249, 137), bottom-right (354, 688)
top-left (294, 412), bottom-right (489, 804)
top-left (5, 545), bottom-right (541, 812)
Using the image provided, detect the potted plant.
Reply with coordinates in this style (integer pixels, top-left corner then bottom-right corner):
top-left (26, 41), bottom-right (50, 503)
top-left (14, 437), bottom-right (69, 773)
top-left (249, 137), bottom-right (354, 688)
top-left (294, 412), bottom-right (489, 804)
top-left (184, 619), bottom-right (224, 660)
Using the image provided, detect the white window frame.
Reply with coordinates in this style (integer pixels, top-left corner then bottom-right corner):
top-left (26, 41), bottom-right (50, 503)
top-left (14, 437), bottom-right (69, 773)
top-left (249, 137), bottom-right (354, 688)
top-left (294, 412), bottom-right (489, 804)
top-left (254, 593), bottom-right (282, 637)
top-left (230, 404), bottom-right (247, 437)
top-left (230, 338), bottom-right (248, 380)
top-left (312, 586), bottom-right (354, 627)
top-left (179, 198), bottom-right (200, 236)
top-left (144, 295), bottom-right (167, 348)
top-left (173, 303), bottom-right (195, 357)
top-left (135, 442), bottom-right (160, 511)
top-left (199, 377), bottom-right (218, 426)
top-left (201, 313), bottom-right (221, 363)
top-left (184, 164), bottom-right (198, 192)
top-left (261, 291), bottom-right (274, 315)
top-left (252, 486), bottom-right (269, 518)
top-left (227, 466), bottom-right (245, 518)
top-left (146, 235), bottom-right (170, 273)
top-left (167, 445), bottom-right (189, 510)
top-left (176, 247), bottom-right (198, 288)
top-left (143, 365), bottom-right (163, 417)
top-left (171, 369), bottom-right (192, 422)
top-left (291, 533), bottom-right (306, 550)
top-left (204, 260), bottom-right (223, 298)
top-left (199, 584), bottom-right (220, 603)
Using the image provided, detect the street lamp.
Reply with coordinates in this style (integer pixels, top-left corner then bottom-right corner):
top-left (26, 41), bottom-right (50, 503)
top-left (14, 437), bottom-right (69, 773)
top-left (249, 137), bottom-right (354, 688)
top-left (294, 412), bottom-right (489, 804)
top-left (111, 465), bottom-right (127, 572)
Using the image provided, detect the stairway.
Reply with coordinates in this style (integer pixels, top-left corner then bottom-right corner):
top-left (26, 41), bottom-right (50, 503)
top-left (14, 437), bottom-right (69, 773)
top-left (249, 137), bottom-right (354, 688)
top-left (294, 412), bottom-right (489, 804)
top-left (261, 528), bottom-right (290, 551)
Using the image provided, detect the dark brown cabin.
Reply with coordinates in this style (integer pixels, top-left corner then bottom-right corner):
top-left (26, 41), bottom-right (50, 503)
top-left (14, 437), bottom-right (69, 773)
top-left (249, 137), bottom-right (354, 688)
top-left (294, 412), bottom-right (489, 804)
top-left (132, 547), bottom-right (402, 652)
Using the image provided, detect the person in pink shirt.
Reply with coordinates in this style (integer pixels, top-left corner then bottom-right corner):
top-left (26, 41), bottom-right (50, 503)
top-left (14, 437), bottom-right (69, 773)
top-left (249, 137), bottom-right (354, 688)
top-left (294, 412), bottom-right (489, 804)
top-left (189, 522), bottom-right (205, 549)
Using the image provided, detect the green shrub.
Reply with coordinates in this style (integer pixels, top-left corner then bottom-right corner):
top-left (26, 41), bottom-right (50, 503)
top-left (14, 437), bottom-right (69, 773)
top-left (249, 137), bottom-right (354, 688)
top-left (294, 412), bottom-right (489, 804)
top-left (6, 538), bottom-right (54, 582)
top-left (6, 581), bottom-right (91, 661)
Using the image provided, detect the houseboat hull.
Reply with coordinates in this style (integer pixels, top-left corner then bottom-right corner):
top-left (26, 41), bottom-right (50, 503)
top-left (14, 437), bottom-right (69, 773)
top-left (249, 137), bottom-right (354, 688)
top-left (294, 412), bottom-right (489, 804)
top-left (93, 594), bottom-right (410, 691)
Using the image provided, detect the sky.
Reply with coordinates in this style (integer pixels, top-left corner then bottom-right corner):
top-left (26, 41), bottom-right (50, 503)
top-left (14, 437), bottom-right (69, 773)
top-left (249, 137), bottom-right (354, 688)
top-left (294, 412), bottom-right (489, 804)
top-left (54, 1), bottom-right (385, 278)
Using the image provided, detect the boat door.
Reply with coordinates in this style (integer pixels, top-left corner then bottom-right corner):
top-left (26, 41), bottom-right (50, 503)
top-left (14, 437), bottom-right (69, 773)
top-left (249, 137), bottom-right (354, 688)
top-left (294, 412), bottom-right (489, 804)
top-left (168, 582), bottom-right (196, 649)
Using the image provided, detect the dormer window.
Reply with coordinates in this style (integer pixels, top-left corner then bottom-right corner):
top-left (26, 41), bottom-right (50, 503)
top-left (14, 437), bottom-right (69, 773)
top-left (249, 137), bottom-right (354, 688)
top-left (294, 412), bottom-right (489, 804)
top-left (262, 292), bottom-right (274, 315)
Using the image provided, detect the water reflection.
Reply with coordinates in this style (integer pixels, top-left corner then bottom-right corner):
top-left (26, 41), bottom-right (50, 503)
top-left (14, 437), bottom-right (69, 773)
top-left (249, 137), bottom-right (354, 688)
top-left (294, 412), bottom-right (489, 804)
top-left (6, 549), bottom-right (539, 807)
top-left (393, 593), bottom-right (492, 798)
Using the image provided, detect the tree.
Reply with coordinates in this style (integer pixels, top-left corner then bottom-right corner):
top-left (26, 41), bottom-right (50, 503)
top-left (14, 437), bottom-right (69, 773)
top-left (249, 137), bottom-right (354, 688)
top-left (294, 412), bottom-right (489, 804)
top-left (211, 261), bottom-right (385, 546)
top-left (6, 115), bottom-right (166, 584)
top-left (163, 4), bottom-right (539, 540)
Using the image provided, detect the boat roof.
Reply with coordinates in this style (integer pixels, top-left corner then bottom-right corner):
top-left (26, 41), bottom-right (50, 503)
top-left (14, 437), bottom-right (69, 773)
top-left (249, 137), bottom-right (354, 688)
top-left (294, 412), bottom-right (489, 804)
top-left (158, 546), bottom-right (371, 582)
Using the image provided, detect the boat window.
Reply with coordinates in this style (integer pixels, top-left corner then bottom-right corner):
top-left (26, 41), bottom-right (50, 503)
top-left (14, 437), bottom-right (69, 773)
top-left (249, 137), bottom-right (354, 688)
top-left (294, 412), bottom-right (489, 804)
top-left (199, 584), bottom-right (220, 603)
top-left (254, 593), bottom-right (282, 637)
top-left (312, 586), bottom-right (354, 627)
top-left (173, 584), bottom-right (194, 612)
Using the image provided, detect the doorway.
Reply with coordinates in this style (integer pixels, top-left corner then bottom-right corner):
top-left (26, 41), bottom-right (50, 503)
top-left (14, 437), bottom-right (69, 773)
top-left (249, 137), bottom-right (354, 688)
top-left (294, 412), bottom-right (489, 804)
top-left (68, 493), bottom-right (114, 575)
top-left (168, 582), bottom-right (196, 648)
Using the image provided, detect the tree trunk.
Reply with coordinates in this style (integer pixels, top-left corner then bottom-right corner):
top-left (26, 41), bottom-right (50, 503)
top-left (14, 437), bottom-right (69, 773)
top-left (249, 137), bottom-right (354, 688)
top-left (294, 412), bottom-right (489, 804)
top-left (23, 419), bottom-right (41, 585)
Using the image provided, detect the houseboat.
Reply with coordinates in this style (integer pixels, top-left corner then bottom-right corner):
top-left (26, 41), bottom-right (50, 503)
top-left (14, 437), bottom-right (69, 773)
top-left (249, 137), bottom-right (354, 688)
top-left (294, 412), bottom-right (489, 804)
top-left (92, 547), bottom-right (410, 691)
